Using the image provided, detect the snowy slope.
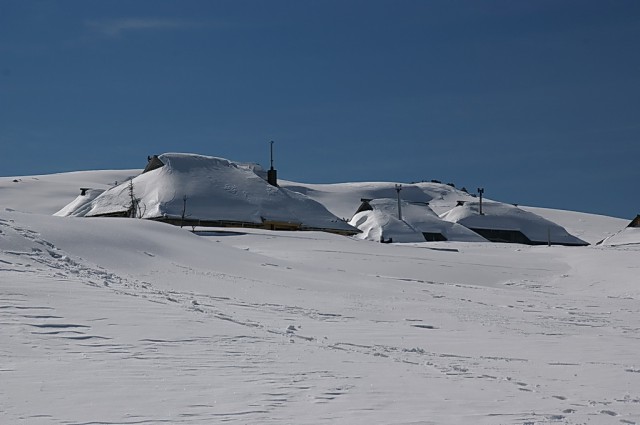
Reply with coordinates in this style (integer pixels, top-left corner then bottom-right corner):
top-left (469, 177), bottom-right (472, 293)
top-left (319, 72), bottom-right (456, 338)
top-left (2, 167), bottom-right (639, 425)
top-left (2, 208), bottom-right (640, 425)
top-left (0, 170), bottom-right (138, 215)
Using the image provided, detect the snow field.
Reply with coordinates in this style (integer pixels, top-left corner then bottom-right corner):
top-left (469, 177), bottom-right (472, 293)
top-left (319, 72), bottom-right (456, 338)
top-left (1, 167), bottom-right (639, 424)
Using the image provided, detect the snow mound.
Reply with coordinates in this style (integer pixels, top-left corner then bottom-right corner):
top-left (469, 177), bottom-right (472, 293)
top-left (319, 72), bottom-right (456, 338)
top-left (350, 199), bottom-right (487, 243)
top-left (440, 201), bottom-right (588, 246)
top-left (56, 153), bottom-right (357, 234)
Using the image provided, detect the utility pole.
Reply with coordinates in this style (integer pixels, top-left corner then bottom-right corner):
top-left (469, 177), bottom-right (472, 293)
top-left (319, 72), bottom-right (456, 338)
top-left (477, 187), bottom-right (484, 215)
top-left (395, 184), bottom-right (403, 220)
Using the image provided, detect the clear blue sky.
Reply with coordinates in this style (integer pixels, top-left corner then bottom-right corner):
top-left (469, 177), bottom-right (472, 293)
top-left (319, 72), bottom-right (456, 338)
top-left (1, 0), bottom-right (638, 218)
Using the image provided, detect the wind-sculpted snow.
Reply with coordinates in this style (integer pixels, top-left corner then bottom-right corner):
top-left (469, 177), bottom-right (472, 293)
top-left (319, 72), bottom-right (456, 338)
top-left (2, 210), bottom-right (640, 424)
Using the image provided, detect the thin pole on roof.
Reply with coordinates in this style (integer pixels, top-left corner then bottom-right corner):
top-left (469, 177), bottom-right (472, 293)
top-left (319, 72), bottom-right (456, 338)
top-left (477, 187), bottom-right (484, 215)
top-left (395, 184), bottom-right (403, 221)
top-left (270, 140), bottom-right (274, 170)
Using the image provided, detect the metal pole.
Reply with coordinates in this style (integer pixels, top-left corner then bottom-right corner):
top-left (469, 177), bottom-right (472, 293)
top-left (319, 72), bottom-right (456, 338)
top-left (477, 187), bottom-right (484, 215)
top-left (395, 184), bottom-right (403, 220)
top-left (270, 140), bottom-right (274, 170)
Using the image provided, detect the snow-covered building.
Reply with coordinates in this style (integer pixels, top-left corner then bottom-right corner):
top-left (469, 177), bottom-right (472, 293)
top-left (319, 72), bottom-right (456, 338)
top-left (440, 201), bottom-right (588, 246)
top-left (349, 198), bottom-right (488, 243)
top-left (55, 153), bottom-right (359, 236)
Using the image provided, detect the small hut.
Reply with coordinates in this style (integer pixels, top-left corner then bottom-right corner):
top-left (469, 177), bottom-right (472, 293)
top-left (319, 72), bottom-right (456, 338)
top-left (440, 201), bottom-right (588, 246)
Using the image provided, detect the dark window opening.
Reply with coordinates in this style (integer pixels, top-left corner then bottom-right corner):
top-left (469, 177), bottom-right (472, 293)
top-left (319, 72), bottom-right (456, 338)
top-left (470, 228), bottom-right (533, 245)
top-left (422, 232), bottom-right (447, 242)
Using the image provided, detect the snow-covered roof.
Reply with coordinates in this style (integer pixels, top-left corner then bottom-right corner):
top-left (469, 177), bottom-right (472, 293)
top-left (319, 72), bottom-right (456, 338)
top-left (349, 199), bottom-right (487, 243)
top-left (54, 189), bottom-right (105, 217)
top-left (56, 153), bottom-right (357, 234)
top-left (597, 216), bottom-right (640, 246)
top-left (597, 227), bottom-right (640, 246)
top-left (440, 201), bottom-right (588, 246)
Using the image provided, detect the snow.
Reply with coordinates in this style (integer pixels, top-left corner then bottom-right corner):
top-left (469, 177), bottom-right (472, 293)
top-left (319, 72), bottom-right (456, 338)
top-left (522, 206), bottom-right (628, 245)
top-left (279, 180), bottom-right (475, 219)
top-left (0, 169), bottom-right (138, 215)
top-left (2, 165), bottom-right (639, 425)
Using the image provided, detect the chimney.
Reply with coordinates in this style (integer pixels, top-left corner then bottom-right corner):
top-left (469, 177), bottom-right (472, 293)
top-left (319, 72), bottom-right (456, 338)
top-left (267, 140), bottom-right (278, 187)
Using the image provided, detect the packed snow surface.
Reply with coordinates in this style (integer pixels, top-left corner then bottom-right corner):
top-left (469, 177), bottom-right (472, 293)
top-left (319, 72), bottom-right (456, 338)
top-left (1, 167), bottom-right (639, 425)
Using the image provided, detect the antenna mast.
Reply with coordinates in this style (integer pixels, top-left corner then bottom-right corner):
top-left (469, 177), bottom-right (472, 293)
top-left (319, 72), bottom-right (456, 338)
top-left (270, 140), bottom-right (274, 170)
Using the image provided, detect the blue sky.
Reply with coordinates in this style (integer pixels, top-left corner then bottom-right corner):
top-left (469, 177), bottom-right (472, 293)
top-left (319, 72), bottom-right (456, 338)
top-left (1, 0), bottom-right (638, 218)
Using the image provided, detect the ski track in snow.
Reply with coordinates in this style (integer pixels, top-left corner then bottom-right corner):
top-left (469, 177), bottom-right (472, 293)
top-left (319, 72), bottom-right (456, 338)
top-left (1, 216), bottom-right (640, 424)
